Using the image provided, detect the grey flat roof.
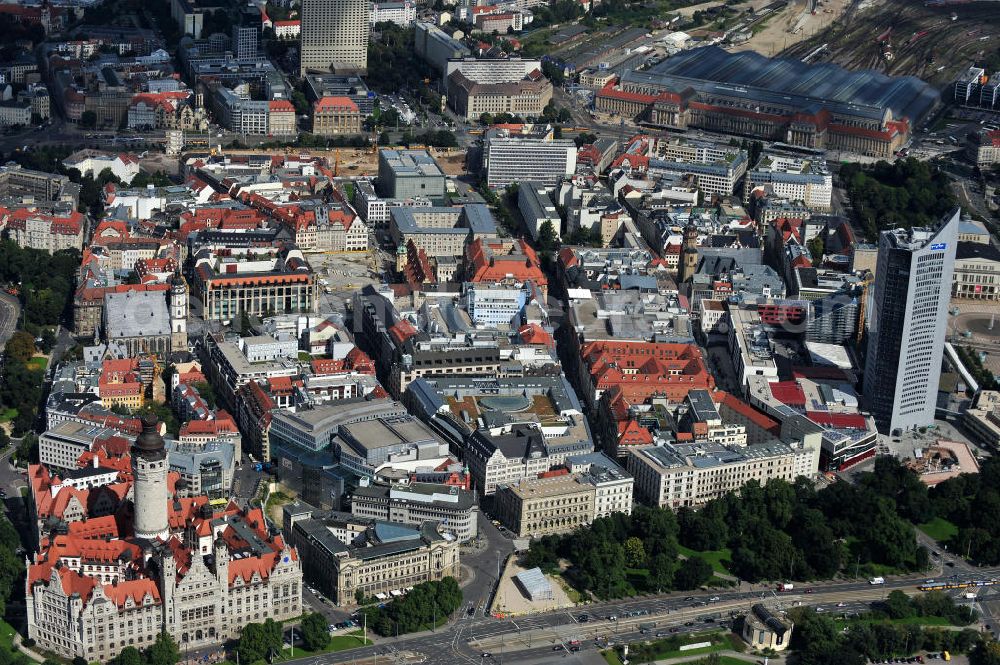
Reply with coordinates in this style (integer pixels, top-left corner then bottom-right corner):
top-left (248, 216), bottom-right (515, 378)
top-left (626, 45), bottom-right (939, 123)
top-left (104, 290), bottom-right (170, 339)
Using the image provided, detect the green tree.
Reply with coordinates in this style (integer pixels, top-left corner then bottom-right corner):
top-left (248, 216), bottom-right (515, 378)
top-left (79, 110), bottom-right (97, 129)
top-left (5, 331), bottom-right (35, 363)
top-left (882, 590), bottom-right (916, 619)
top-left (110, 646), bottom-right (143, 665)
top-left (623, 536), bottom-right (646, 568)
top-left (39, 327), bottom-right (56, 353)
top-left (970, 639), bottom-right (1000, 665)
top-left (674, 556), bottom-right (713, 590)
top-left (807, 233), bottom-right (825, 263)
top-left (237, 620), bottom-right (282, 664)
top-left (479, 112), bottom-right (494, 126)
top-left (537, 220), bottom-right (559, 252)
top-left (300, 612), bottom-right (330, 651)
top-left (145, 631), bottom-right (180, 665)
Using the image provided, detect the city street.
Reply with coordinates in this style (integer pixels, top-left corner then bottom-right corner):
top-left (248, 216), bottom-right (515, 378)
top-left (0, 294), bottom-right (19, 351)
top-left (258, 569), bottom-right (1000, 665)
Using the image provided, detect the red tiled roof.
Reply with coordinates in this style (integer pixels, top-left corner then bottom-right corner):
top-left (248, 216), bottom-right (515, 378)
top-left (314, 96), bottom-right (358, 112)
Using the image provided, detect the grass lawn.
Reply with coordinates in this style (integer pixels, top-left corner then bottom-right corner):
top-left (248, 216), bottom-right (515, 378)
top-left (27, 357), bottom-right (47, 372)
top-left (0, 619), bottom-right (17, 652)
top-left (602, 650), bottom-right (624, 665)
top-left (555, 573), bottom-right (585, 604)
top-left (677, 545), bottom-right (733, 576)
top-left (919, 517), bottom-right (959, 542)
top-left (0, 408), bottom-right (16, 423)
top-left (277, 630), bottom-right (371, 660)
top-left (630, 631), bottom-right (739, 661)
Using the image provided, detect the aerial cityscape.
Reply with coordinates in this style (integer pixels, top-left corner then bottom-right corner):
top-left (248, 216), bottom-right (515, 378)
top-left (4, 0), bottom-right (1000, 663)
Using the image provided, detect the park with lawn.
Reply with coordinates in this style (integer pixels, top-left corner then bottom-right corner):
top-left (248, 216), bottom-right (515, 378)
top-left (602, 631), bottom-right (744, 665)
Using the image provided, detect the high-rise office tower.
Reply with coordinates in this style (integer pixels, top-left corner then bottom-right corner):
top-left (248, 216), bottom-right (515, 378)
top-left (862, 207), bottom-right (959, 434)
top-left (300, 0), bottom-right (369, 75)
top-left (232, 25), bottom-right (259, 60)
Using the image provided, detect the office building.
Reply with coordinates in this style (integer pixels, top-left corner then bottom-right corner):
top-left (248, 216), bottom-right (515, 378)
top-left (483, 126), bottom-right (577, 189)
top-left (300, 0), bottom-right (369, 75)
top-left (517, 182), bottom-right (561, 241)
top-left (370, 0), bottom-right (415, 26)
top-left (743, 153), bottom-right (832, 210)
top-left (388, 204), bottom-right (497, 256)
top-left (447, 69), bottom-right (552, 121)
top-left (377, 149), bottom-right (447, 200)
top-left (648, 139), bottom-right (748, 197)
top-left (0, 208), bottom-right (84, 252)
top-left (191, 245), bottom-right (317, 321)
top-left (312, 96), bottom-right (362, 136)
top-left (350, 481), bottom-right (479, 541)
top-left (464, 423), bottom-right (593, 497)
top-left (494, 452), bottom-right (632, 537)
top-left (862, 208), bottom-right (959, 433)
top-left (283, 502), bottom-right (460, 606)
top-left (231, 25), bottom-right (258, 59)
top-left (39, 422), bottom-right (119, 472)
top-left (628, 439), bottom-right (818, 509)
top-left (414, 22), bottom-right (471, 73)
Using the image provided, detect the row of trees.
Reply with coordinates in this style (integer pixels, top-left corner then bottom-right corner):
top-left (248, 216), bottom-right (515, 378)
top-left (523, 505), bottom-right (712, 598)
top-left (0, 241), bottom-right (78, 331)
top-left (235, 619), bottom-right (282, 664)
top-left (876, 590), bottom-right (977, 626)
top-left (360, 577), bottom-right (462, 636)
top-left (848, 456), bottom-right (1000, 565)
top-left (840, 158), bottom-right (955, 240)
top-left (790, 606), bottom-right (979, 665)
top-left (107, 633), bottom-right (181, 665)
top-left (923, 456), bottom-right (1000, 564)
top-left (0, 332), bottom-right (46, 435)
top-left (524, 474), bottom-right (929, 599)
top-left (955, 346), bottom-right (999, 391)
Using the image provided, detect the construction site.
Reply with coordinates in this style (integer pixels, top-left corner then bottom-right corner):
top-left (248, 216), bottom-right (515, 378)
top-left (780, 0), bottom-right (1000, 86)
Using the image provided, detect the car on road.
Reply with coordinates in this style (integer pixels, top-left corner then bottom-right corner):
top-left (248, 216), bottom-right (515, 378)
top-left (669, 627), bottom-right (679, 633)
top-left (709, 596), bottom-right (720, 602)
top-left (553, 645), bottom-right (564, 651)
top-left (577, 614), bottom-right (589, 622)
top-left (481, 653), bottom-right (491, 659)
top-left (684, 621), bottom-right (694, 626)
top-left (804, 588), bottom-right (814, 594)
top-left (837, 602), bottom-right (847, 607)
top-left (607, 615), bottom-right (618, 621)
top-left (684, 596), bottom-right (694, 601)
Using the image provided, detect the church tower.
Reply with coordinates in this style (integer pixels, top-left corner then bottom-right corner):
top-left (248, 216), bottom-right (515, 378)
top-left (395, 244), bottom-right (407, 274)
top-left (132, 415), bottom-right (169, 541)
top-left (678, 222), bottom-right (699, 283)
top-left (169, 273), bottom-right (188, 353)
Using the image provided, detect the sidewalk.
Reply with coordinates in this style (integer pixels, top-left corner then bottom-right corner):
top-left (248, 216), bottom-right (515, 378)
top-left (14, 633), bottom-right (44, 663)
top-left (659, 649), bottom-right (775, 664)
